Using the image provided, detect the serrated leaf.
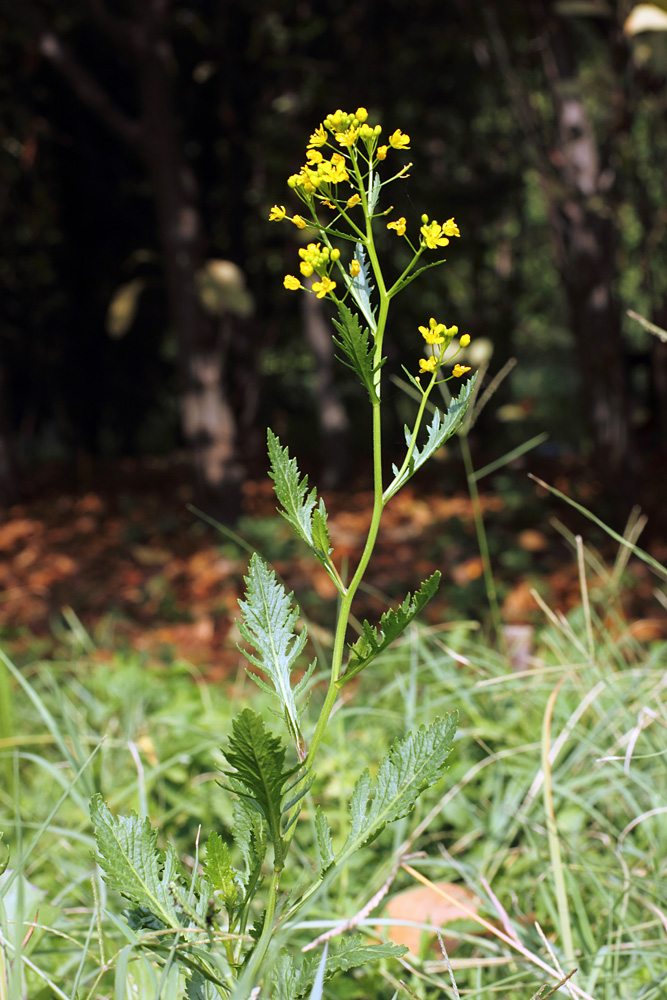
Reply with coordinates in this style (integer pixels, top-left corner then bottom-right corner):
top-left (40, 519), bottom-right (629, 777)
top-left (367, 173), bottom-right (382, 215)
top-left (186, 971), bottom-right (222, 1000)
top-left (332, 300), bottom-right (383, 403)
top-left (267, 430), bottom-right (334, 570)
top-left (343, 572), bottom-right (441, 681)
top-left (204, 832), bottom-right (241, 908)
top-left (348, 243), bottom-right (376, 331)
top-left (232, 796), bottom-right (266, 884)
top-left (267, 429), bottom-right (318, 547)
top-left (386, 375), bottom-right (477, 501)
top-left (336, 715), bottom-right (458, 864)
top-left (314, 807), bottom-right (335, 874)
top-left (222, 710), bottom-right (301, 868)
top-left (311, 504), bottom-right (331, 558)
top-left (90, 793), bottom-right (180, 929)
top-left (271, 935), bottom-right (406, 1000)
top-left (169, 876), bottom-right (213, 928)
top-left (237, 553), bottom-right (306, 754)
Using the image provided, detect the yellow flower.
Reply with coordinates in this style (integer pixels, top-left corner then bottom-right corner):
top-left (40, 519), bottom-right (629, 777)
top-left (419, 357), bottom-right (438, 374)
top-left (350, 259), bottom-right (361, 277)
top-left (347, 193), bottom-right (361, 207)
top-left (387, 217), bottom-right (407, 236)
top-left (321, 199), bottom-right (336, 209)
top-left (355, 107), bottom-right (368, 122)
top-left (452, 364), bottom-right (471, 378)
top-left (459, 333), bottom-right (471, 347)
top-left (308, 124), bottom-right (328, 147)
top-left (306, 148), bottom-right (324, 164)
top-left (300, 262), bottom-right (314, 277)
top-left (388, 129), bottom-right (410, 149)
top-left (420, 220), bottom-right (450, 249)
top-left (442, 217), bottom-right (461, 237)
top-left (269, 205), bottom-right (286, 222)
top-left (419, 318), bottom-right (446, 344)
top-left (284, 275), bottom-right (301, 290)
top-left (312, 276), bottom-right (337, 298)
top-left (335, 127), bottom-right (359, 147)
top-left (292, 215), bottom-right (307, 229)
top-left (376, 145), bottom-right (388, 161)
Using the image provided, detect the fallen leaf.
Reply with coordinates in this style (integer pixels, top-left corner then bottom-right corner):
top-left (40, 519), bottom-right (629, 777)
top-left (382, 881), bottom-right (479, 957)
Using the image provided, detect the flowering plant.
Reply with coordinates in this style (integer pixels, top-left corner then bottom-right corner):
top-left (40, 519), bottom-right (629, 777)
top-left (90, 108), bottom-right (476, 999)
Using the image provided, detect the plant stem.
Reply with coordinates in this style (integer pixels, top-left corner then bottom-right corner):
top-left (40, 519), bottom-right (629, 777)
top-left (238, 866), bottom-right (283, 994)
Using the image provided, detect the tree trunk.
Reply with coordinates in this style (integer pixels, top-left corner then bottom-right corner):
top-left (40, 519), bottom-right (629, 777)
top-left (20, 0), bottom-right (244, 520)
top-left (136, 32), bottom-right (243, 520)
top-left (540, 9), bottom-right (631, 483)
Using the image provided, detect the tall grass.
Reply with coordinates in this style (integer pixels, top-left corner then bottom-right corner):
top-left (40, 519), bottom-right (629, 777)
top-left (1, 533), bottom-right (665, 998)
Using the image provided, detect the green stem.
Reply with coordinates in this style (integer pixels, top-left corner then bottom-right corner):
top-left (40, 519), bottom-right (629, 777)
top-left (240, 866), bottom-right (283, 992)
top-left (383, 374), bottom-right (437, 502)
top-left (304, 196), bottom-right (389, 769)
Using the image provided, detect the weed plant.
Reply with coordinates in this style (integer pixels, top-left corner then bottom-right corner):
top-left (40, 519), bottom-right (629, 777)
top-left (2, 107), bottom-right (477, 998)
top-left (1, 108), bottom-right (666, 1000)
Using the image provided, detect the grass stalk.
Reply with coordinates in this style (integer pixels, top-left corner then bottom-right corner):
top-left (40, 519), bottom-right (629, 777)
top-left (541, 679), bottom-right (576, 973)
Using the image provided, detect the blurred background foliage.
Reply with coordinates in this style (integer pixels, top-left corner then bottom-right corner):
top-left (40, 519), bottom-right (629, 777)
top-left (1, 0), bottom-right (666, 519)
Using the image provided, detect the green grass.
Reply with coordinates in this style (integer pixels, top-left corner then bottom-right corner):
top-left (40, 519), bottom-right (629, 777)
top-left (1, 550), bottom-right (666, 999)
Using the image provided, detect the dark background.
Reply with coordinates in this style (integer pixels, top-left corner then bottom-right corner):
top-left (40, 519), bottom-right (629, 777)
top-left (2, 0), bottom-right (666, 523)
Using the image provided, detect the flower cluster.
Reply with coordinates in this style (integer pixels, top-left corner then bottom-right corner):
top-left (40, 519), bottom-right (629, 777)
top-left (418, 318), bottom-right (471, 379)
top-left (270, 107), bottom-right (468, 367)
top-left (420, 215), bottom-right (461, 250)
top-left (283, 242), bottom-right (341, 298)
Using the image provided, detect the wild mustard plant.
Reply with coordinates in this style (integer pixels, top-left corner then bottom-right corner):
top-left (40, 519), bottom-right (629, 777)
top-left (90, 107), bottom-right (477, 999)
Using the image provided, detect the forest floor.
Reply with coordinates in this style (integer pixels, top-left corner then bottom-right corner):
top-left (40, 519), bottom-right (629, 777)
top-left (1, 454), bottom-right (666, 672)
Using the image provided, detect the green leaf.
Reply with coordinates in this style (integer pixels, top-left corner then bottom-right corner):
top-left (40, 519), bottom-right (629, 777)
top-left (267, 429), bottom-right (318, 547)
top-left (222, 710), bottom-right (301, 868)
top-left (348, 242), bottom-right (376, 331)
top-left (232, 795), bottom-right (266, 887)
top-left (271, 936), bottom-right (406, 1000)
top-left (237, 553), bottom-right (307, 754)
top-left (267, 431), bottom-right (334, 573)
top-left (336, 715), bottom-right (458, 864)
top-left (204, 832), bottom-right (241, 909)
top-left (314, 807), bottom-right (335, 874)
top-left (90, 793), bottom-right (181, 929)
top-left (343, 572), bottom-right (441, 681)
top-left (186, 971), bottom-right (223, 1000)
top-left (332, 300), bottom-right (382, 403)
top-left (311, 507), bottom-right (331, 559)
top-left (388, 258), bottom-right (447, 298)
top-left (385, 374), bottom-right (477, 501)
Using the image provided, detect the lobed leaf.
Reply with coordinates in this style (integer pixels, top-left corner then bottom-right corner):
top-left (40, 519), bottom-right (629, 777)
top-left (348, 242), bottom-right (376, 331)
top-left (267, 429), bottom-right (318, 547)
top-left (271, 935), bottom-right (406, 1000)
top-left (267, 431), bottom-right (335, 575)
top-left (232, 795), bottom-right (266, 885)
top-left (301, 935), bottom-right (406, 987)
top-left (336, 715), bottom-right (458, 865)
top-left (90, 793), bottom-right (181, 929)
top-left (314, 807), bottom-right (335, 874)
top-left (332, 300), bottom-right (382, 403)
top-left (343, 572), bottom-right (441, 681)
top-left (385, 374), bottom-right (477, 501)
top-left (237, 553), bottom-right (307, 754)
top-left (222, 709), bottom-right (302, 868)
top-left (204, 832), bottom-right (241, 908)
